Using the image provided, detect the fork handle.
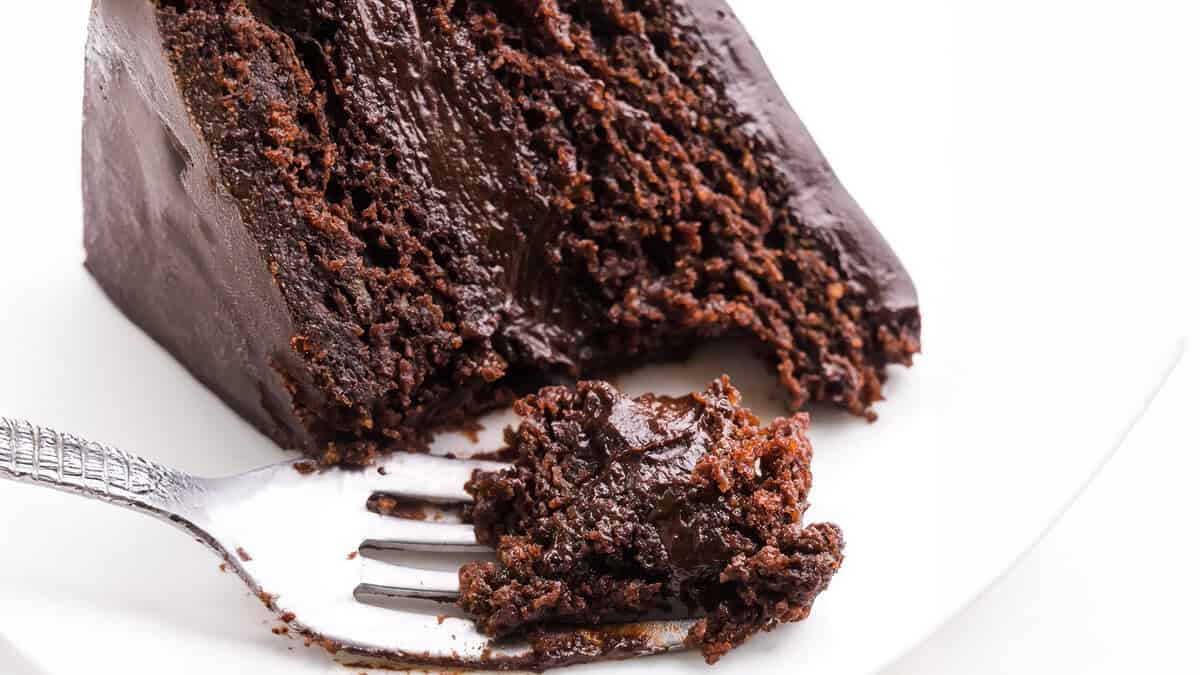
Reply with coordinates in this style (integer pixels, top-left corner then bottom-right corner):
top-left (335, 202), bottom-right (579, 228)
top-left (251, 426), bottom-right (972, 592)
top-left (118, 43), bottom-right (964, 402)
top-left (0, 417), bottom-right (203, 519)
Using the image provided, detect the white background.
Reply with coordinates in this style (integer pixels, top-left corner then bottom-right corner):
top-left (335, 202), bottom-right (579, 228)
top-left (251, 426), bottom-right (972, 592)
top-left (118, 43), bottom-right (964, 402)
top-left (0, 1), bottom-right (1196, 673)
top-left (884, 348), bottom-right (1199, 673)
top-left (888, 1), bottom-right (1199, 670)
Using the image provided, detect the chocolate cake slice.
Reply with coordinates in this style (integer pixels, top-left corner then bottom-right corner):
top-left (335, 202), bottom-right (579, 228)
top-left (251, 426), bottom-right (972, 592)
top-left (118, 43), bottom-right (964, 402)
top-left (83, 0), bottom-right (920, 463)
top-left (460, 377), bottom-right (844, 663)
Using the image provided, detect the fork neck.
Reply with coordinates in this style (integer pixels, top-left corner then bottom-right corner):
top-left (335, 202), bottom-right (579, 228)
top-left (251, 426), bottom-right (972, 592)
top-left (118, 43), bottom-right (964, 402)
top-left (0, 417), bottom-right (207, 524)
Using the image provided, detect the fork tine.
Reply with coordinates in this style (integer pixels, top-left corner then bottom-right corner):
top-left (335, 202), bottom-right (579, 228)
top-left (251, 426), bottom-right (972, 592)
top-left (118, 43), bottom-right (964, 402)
top-left (361, 519), bottom-right (489, 553)
top-left (369, 454), bottom-right (507, 503)
top-left (357, 557), bottom-right (460, 600)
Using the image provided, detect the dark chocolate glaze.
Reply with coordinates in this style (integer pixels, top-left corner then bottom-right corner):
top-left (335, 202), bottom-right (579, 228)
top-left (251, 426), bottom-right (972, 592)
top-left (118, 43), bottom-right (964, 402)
top-left (682, 0), bottom-right (920, 319)
top-left (82, 0), bottom-right (319, 450)
top-left (84, 0), bottom-right (920, 461)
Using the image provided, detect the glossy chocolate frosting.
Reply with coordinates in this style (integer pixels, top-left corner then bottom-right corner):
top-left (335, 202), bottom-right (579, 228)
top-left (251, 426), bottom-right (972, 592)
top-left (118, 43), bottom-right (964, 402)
top-left (83, 0), bottom-right (314, 447)
top-left (682, 0), bottom-right (919, 317)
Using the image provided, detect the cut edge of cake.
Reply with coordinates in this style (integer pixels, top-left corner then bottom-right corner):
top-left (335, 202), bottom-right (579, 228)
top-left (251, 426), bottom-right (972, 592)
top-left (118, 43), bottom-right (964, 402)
top-left (83, 0), bottom-right (920, 463)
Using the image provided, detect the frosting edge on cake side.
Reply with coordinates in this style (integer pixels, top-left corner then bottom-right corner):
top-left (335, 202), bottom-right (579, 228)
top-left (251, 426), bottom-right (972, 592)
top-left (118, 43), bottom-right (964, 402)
top-left (83, 0), bottom-right (331, 452)
top-left (679, 0), bottom-right (920, 325)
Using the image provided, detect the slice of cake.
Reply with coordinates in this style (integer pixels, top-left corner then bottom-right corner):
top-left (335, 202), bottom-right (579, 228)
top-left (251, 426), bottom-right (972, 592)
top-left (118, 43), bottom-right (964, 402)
top-left (83, 0), bottom-right (920, 463)
top-left (460, 377), bottom-right (844, 663)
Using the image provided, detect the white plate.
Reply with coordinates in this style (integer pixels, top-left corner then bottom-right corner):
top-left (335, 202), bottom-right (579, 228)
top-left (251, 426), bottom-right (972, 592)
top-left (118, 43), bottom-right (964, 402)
top-left (0, 1), bottom-right (1187, 674)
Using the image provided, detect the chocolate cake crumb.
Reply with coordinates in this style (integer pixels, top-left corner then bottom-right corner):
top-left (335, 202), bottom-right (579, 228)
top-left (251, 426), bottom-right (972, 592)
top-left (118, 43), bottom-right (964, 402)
top-left (527, 626), bottom-right (658, 667)
top-left (458, 419), bottom-right (485, 445)
top-left (460, 377), bottom-right (843, 662)
top-left (367, 494), bottom-right (429, 520)
top-left (83, 0), bottom-right (919, 465)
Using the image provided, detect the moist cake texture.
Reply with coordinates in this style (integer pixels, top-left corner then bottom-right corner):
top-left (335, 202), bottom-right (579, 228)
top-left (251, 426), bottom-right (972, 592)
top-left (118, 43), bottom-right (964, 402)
top-left (83, 0), bottom-right (920, 462)
top-left (460, 377), bottom-right (844, 663)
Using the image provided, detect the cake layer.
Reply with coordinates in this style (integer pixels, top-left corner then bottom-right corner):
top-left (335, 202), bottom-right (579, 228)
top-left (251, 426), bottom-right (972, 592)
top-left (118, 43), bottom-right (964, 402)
top-left (84, 0), bottom-right (920, 461)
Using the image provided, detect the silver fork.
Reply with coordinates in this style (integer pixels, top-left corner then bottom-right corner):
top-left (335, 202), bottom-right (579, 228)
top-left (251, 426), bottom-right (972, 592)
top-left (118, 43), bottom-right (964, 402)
top-left (0, 417), bottom-right (691, 670)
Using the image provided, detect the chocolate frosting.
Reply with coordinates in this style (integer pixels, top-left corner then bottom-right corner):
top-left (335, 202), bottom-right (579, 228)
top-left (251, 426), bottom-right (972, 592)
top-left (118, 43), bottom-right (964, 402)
top-left (83, 0), bottom-right (316, 448)
top-left (681, 0), bottom-right (919, 318)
